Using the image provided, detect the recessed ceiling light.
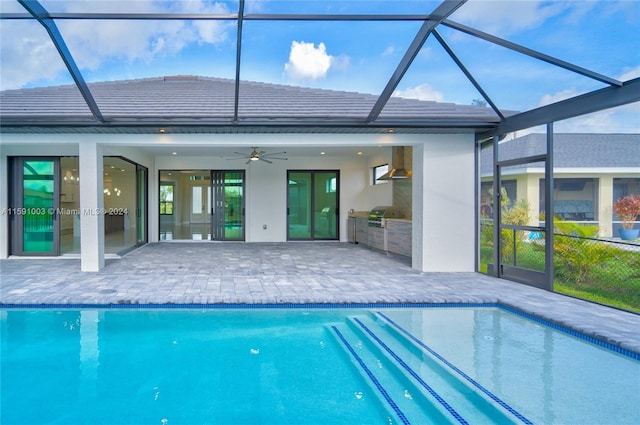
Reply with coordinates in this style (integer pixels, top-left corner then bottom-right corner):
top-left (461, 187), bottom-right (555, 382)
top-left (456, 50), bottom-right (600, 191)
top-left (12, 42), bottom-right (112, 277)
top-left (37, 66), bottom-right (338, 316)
top-left (172, 152), bottom-right (177, 155)
top-left (320, 151), bottom-right (326, 155)
top-left (159, 128), bottom-right (166, 134)
top-left (357, 151), bottom-right (363, 155)
top-left (387, 128), bottom-right (395, 133)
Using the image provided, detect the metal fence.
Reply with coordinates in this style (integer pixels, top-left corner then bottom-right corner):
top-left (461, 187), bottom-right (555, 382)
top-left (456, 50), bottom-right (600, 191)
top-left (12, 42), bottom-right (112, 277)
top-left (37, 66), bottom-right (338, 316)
top-left (552, 233), bottom-right (640, 311)
top-left (479, 220), bottom-right (640, 312)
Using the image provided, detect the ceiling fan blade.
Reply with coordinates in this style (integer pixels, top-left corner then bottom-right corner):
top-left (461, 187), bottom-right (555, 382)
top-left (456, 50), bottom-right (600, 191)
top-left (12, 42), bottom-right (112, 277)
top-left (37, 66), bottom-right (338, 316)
top-left (265, 157), bottom-right (287, 161)
top-left (260, 158), bottom-right (273, 164)
top-left (262, 151), bottom-right (287, 157)
top-left (245, 159), bottom-right (251, 164)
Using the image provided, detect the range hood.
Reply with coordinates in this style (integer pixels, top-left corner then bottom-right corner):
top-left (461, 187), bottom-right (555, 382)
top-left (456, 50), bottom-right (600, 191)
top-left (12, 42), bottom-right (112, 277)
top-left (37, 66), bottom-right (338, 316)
top-left (377, 146), bottom-right (411, 180)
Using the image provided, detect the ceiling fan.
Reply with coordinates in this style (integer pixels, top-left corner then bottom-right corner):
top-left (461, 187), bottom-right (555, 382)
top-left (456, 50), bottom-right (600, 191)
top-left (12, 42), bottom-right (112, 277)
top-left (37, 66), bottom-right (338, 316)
top-left (227, 147), bottom-right (288, 164)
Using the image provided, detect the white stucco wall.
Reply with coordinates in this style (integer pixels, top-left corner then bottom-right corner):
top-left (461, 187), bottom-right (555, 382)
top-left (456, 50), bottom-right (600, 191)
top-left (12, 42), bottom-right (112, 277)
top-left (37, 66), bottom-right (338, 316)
top-left (412, 134), bottom-right (475, 272)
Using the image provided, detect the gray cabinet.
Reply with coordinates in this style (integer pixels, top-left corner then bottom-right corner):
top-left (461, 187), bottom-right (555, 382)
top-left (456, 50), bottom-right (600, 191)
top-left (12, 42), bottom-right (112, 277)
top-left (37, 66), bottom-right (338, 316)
top-left (347, 217), bottom-right (356, 243)
top-left (355, 218), bottom-right (368, 244)
top-left (386, 220), bottom-right (412, 257)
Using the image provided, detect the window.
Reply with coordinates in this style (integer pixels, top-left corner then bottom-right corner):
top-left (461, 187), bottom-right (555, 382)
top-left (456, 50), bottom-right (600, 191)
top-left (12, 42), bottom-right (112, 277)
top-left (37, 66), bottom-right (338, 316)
top-left (372, 164), bottom-right (389, 185)
top-left (540, 178), bottom-right (598, 221)
top-left (160, 183), bottom-right (174, 215)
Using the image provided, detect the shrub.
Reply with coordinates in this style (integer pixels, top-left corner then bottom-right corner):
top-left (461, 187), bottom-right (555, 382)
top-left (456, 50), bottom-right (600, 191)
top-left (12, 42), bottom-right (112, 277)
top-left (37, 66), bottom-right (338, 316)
top-left (613, 194), bottom-right (640, 229)
top-left (552, 221), bottom-right (616, 287)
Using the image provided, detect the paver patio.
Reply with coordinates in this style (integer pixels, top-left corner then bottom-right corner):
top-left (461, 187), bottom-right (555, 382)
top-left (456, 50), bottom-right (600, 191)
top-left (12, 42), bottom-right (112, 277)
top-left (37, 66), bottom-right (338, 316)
top-left (1, 242), bottom-right (639, 354)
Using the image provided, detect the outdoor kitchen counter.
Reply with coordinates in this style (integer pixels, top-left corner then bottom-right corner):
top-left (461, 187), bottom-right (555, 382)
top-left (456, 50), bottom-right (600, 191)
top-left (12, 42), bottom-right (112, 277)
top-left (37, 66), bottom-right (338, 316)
top-left (385, 218), bottom-right (412, 257)
top-left (351, 216), bottom-right (412, 258)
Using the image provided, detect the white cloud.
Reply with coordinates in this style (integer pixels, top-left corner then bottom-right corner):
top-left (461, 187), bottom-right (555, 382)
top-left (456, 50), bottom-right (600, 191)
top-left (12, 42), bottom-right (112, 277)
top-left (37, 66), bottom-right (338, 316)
top-left (284, 41), bottom-right (333, 81)
top-left (0, 0), bottom-right (232, 90)
top-left (382, 46), bottom-right (396, 57)
top-left (537, 89), bottom-right (640, 133)
top-left (537, 89), bottom-right (579, 108)
top-left (553, 104), bottom-right (640, 134)
top-left (0, 21), bottom-right (67, 90)
top-left (452, 0), bottom-right (567, 37)
top-left (392, 83), bottom-right (444, 102)
top-left (619, 65), bottom-right (640, 82)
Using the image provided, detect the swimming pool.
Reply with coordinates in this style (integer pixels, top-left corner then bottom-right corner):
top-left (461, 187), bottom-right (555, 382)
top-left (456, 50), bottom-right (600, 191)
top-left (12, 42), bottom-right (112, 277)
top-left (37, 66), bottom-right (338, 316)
top-left (1, 305), bottom-right (638, 424)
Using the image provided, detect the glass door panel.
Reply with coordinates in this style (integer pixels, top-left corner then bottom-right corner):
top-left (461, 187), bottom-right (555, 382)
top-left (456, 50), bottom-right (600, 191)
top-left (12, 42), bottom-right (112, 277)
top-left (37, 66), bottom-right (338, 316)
top-left (60, 156), bottom-right (80, 254)
top-left (314, 172), bottom-right (338, 239)
top-left (19, 159), bottom-right (59, 255)
top-left (497, 162), bottom-right (547, 288)
top-left (222, 171), bottom-right (244, 241)
top-left (191, 185), bottom-right (210, 240)
top-left (211, 170), bottom-right (244, 241)
top-left (288, 172), bottom-right (312, 239)
top-left (288, 171), bottom-right (339, 240)
top-left (136, 165), bottom-right (147, 245)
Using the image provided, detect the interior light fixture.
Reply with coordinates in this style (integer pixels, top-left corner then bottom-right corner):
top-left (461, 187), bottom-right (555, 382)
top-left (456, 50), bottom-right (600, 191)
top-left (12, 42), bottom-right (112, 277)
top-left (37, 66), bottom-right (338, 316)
top-left (357, 151), bottom-right (363, 155)
top-left (159, 128), bottom-right (166, 134)
top-left (320, 152), bottom-right (326, 155)
top-left (172, 152), bottom-right (177, 155)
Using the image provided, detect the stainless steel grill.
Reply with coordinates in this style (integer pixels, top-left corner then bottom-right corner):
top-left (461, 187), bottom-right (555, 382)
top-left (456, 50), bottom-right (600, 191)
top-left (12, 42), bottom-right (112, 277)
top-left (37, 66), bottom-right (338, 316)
top-left (368, 206), bottom-right (400, 227)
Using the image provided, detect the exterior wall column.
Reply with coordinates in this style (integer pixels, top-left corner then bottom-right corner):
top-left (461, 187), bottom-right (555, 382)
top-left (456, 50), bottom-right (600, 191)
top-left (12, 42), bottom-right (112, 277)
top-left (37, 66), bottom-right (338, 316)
top-left (525, 173), bottom-right (542, 226)
top-left (0, 154), bottom-right (8, 258)
top-left (79, 142), bottom-right (105, 271)
top-left (411, 135), bottom-right (475, 272)
top-left (599, 175), bottom-right (613, 237)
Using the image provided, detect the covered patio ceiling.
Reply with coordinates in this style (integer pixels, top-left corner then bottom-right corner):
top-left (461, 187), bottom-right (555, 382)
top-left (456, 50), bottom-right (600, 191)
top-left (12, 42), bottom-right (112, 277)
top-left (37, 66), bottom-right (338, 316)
top-left (1, 0), bottom-right (638, 137)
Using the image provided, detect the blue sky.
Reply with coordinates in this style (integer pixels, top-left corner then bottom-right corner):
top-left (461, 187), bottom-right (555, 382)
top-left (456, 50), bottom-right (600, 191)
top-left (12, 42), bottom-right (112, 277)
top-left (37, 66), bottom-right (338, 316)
top-left (1, 0), bottom-right (639, 132)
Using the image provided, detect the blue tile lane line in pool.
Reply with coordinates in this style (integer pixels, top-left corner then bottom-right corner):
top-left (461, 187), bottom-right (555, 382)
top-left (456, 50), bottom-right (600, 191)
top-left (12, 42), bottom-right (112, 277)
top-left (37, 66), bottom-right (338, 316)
top-left (375, 311), bottom-right (534, 425)
top-left (331, 326), bottom-right (411, 425)
top-left (2, 302), bottom-right (637, 360)
top-left (353, 318), bottom-right (469, 425)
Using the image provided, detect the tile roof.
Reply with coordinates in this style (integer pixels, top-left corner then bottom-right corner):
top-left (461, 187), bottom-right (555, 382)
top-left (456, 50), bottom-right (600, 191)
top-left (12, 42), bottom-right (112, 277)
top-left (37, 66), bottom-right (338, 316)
top-left (0, 75), bottom-right (506, 132)
top-left (481, 133), bottom-right (640, 173)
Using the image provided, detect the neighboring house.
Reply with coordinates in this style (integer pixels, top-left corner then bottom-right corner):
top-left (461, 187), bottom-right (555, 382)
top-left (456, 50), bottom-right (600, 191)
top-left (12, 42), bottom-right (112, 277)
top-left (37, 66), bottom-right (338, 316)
top-left (480, 133), bottom-right (640, 237)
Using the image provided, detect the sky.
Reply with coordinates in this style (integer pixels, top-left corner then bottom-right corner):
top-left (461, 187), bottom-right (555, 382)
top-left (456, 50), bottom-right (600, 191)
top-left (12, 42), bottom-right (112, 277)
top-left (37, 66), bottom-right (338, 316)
top-left (1, 0), bottom-right (639, 133)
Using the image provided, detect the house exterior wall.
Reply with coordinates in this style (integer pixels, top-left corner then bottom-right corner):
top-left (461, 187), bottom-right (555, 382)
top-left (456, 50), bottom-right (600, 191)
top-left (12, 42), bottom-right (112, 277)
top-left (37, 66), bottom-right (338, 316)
top-left (3, 132), bottom-right (477, 272)
top-left (481, 169), bottom-right (640, 237)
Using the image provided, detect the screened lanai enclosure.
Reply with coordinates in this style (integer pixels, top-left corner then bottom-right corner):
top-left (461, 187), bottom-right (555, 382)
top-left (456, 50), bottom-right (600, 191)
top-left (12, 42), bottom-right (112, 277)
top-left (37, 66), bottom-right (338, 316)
top-left (1, 0), bottom-right (639, 311)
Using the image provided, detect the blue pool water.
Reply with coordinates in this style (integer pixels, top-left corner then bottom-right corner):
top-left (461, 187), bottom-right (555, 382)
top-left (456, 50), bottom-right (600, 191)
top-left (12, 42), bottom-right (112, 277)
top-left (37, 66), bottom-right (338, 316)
top-left (1, 305), bottom-right (639, 425)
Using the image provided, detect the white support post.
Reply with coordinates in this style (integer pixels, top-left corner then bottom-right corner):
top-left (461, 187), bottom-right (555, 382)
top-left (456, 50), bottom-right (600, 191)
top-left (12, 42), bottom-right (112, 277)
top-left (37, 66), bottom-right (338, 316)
top-left (412, 143), bottom-right (426, 271)
top-left (0, 154), bottom-right (8, 259)
top-left (79, 142), bottom-right (105, 271)
top-left (412, 135), bottom-right (476, 272)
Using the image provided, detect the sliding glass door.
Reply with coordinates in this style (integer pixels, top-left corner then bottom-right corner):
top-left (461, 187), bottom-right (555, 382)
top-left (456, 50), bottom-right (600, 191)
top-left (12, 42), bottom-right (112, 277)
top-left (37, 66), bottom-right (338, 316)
top-left (11, 158), bottom-right (60, 255)
top-left (159, 170), bottom-right (244, 241)
top-left (287, 170), bottom-right (339, 240)
top-left (212, 170), bottom-right (245, 241)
